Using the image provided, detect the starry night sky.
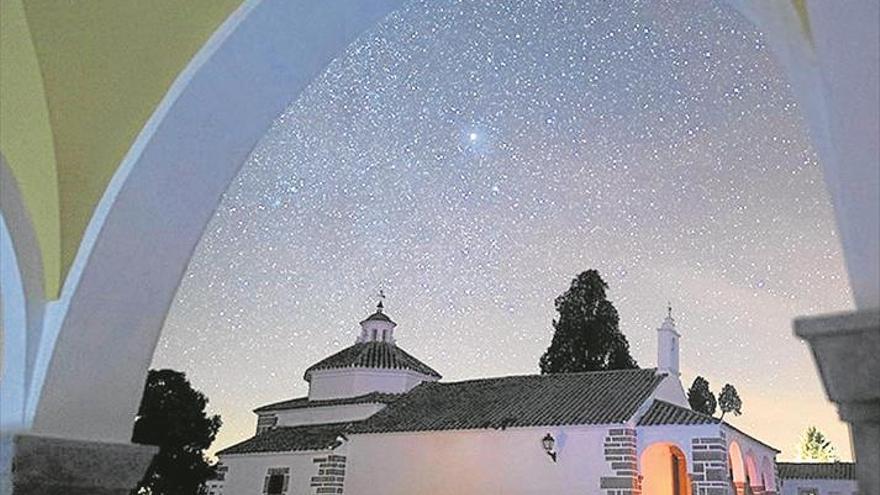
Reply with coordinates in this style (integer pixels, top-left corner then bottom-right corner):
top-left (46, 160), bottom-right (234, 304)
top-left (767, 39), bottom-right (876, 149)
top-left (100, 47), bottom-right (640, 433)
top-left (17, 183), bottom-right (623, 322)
top-left (154, 0), bottom-right (854, 459)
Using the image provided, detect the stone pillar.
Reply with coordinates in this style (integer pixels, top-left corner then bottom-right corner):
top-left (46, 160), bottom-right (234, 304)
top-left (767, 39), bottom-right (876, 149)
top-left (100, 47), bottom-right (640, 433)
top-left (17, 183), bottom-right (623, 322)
top-left (795, 309), bottom-right (879, 495)
top-left (601, 428), bottom-right (640, 495)
top-left (310, 453), bottom-right (348, 494)
top-left (690, 435), bottom-right (731, 495)
top-left (0, 433), bottom-right (156, 495)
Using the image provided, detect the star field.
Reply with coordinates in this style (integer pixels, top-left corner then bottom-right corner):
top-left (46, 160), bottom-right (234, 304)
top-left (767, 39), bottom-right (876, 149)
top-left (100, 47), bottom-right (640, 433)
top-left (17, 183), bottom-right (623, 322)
top-left (155, 0), bottom-right (853, 459)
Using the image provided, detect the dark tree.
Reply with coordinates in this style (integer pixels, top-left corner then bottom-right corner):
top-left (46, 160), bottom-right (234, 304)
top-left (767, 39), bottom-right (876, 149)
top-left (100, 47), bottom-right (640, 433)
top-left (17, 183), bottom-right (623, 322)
top-left (132, 369), bottom-right (222, 495)
top-left (539, 270), bottom-right (638, 373)
top-left (718, 383), bottom-right (743, 420)
top-left (687, 376), bottom-right (717, 416)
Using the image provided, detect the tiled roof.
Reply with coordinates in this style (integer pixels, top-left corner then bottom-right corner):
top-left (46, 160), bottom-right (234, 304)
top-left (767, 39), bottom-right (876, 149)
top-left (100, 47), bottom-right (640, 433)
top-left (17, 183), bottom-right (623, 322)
top-left (254, 392), bottom-right (402, 413)
top-left (217, 422), bottom-right (351, 455)
top-left (638, 400), bottom-right (779, 453)
top-left (352, 368), bottom-right (665, 433)
top-left (777, 462), bottom-right (856, 480)
top-left (304, 341), bottom-right (441, 380)
top-left (638, 400), bottom-right (720, 426)
top-left (361, 310), bottom-right (394, 324)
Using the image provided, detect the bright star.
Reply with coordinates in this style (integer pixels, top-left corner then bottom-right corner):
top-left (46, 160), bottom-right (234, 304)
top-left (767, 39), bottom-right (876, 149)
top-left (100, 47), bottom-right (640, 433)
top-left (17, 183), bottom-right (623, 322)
top-left (468, 132), bottom-right (478, 142)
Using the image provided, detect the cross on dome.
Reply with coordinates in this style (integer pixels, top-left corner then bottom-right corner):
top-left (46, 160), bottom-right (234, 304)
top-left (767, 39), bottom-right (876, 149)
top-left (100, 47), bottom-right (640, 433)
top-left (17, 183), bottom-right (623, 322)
top-left (376, 289), bottom-right (386, 312)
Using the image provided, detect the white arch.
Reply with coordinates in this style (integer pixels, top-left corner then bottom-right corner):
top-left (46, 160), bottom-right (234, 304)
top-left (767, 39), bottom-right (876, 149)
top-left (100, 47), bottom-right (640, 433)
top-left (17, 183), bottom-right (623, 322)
top-left (0, 154), bottom-right (46, 433)
top-left (728, 440), bottom-right (746, 484)
top-left (28, 0), bottom-right (405, 442)
top-left (744, 451), bottom-right (760, 488)
top-left (1, 0), bottom-right (873, 446)
top-left (729, 0), bottom-right (879, 309)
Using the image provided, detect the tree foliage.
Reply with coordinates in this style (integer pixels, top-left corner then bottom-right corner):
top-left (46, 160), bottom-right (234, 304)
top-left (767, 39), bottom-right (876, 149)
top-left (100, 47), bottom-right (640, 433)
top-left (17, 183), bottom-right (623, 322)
top-left (798, 426), bottom-right (838, 462)
top-left (687, 376), bottom-right (717, 416)
top-left (539, 270), bottom-right (638, 374)
top-left (717, 383), bottom-right (742, 420)
top-left (132, 369), bottom-right (222, 495)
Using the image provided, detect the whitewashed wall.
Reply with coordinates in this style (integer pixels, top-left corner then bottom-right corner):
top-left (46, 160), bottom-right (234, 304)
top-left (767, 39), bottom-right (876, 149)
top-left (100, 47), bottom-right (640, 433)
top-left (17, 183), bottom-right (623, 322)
top-left (648, 374), bottom-right (689, 407)
top-left (345, 426), bottom-right (613, 495)
top-left (307, 368), bottom-right (434, 400)
top-left (221, 447), bottom-right (348, 495)
top-left (222, 452), bottom-right (314, 495)
top-left (269, 403), bottom-right (387, 427)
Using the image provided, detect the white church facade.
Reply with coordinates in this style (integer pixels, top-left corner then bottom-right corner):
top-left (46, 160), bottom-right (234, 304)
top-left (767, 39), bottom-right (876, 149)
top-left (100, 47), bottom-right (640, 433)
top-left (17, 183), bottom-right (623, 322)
top-left (216, 303), bottom-right (779, 495)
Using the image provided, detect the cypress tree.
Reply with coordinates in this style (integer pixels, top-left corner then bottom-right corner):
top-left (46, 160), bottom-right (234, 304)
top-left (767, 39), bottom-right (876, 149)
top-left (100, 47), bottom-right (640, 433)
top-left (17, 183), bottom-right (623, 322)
top-left (539, 270), bottom-right (638, 373)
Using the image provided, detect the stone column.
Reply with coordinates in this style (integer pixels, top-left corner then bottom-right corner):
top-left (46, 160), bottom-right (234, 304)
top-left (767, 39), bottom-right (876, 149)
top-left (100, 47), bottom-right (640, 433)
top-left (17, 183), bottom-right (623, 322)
top-left (690, 435), bottom-right (731, 495)
top-left (601, 428), bottom-right (641, 494)
top-left (0, 433), bottom-right (156, 495)
top-left (795, 309), bottom-right (879, 495)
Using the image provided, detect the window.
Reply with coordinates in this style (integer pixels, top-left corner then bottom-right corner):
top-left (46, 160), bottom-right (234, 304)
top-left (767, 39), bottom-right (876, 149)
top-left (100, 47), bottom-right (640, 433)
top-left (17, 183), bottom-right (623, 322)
top-left (266, 475), bottom-right (284, 494)
top-left (263, 467), bottom-right (289, 495)
top-left (256, 414), bottom-right (278, 434)
top-left (798, 489), bottom-right (819, 495)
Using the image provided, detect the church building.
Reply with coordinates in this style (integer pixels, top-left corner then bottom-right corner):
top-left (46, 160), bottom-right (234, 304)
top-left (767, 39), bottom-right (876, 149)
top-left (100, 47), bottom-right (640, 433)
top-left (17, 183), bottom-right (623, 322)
top-left (216, 303), bottom-right (779, 495)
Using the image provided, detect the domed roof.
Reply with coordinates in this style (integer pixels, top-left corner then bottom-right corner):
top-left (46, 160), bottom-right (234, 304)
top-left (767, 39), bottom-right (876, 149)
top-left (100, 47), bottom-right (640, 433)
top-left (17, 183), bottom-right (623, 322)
top-left (361, 309), bottom-right (394, 324)
top-left (360, 300), bottom-right (395, 325)
top-left (304, 341), bottom-right (441, 381)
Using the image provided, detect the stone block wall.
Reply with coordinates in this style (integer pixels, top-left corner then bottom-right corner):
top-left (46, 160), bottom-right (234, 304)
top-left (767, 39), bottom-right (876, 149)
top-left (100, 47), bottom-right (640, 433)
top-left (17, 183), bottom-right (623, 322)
top-left (601, 428), bottom-right (641, 495)
top-left (690, 435), bottom-right (731, 495)
top-left (310, 454), bottom-right (347, 494)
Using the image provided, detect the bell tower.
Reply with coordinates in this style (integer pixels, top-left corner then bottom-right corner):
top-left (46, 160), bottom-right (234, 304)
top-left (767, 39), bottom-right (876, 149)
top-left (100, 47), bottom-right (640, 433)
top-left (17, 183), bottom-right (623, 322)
top-left (657, 305), bottom-right (680, 376)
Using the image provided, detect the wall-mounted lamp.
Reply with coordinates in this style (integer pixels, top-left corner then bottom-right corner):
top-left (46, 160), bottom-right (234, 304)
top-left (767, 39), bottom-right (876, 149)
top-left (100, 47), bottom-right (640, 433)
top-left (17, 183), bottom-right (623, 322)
top-left (542, 433), bottom-right (557, 462)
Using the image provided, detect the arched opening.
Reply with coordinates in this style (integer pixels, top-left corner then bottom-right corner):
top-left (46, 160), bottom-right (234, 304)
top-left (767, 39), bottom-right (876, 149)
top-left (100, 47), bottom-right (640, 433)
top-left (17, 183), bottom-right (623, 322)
top-left (745, 453), bottom-right (761, 493)
top-left (641, 443), bottom-right (691, 495)
top-left (728, 440), bottom-right (747, 495)
top-left (2, 0), bottom-right (873, 459)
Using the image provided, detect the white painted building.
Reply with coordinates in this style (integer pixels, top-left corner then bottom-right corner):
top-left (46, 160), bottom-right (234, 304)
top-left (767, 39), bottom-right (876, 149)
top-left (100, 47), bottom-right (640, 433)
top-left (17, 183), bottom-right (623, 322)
top-left (777, 462), bottom-right (857, 495)
top-left (217, 304), bottom-right (779, 495)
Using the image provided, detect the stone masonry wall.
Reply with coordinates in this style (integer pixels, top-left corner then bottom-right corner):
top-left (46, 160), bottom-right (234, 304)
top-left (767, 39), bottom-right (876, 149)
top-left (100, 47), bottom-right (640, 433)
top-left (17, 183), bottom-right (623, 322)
top-left (690, 434), bottom-right (731, 495)
top-left (601, 428), bottom-right (641, 495)
top-left (310, 454), bottom-right (347, 494)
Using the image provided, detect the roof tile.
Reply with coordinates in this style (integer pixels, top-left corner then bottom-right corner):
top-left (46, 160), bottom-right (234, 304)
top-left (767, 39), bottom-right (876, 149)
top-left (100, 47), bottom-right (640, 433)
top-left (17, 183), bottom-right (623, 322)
top-left (638, 400), bottom-right (719, 426)
top-left (777, 462), bottom-right (856, 480)
top-left (352, 368), bottom-right (664, 433)
top-left (217, 423), bottom-right (351, 455)
top-left (304, 342), bottom-right (441, 380)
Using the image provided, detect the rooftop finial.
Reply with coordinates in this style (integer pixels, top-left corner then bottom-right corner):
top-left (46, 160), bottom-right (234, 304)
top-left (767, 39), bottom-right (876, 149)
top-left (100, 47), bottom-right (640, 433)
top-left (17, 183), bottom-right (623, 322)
top-left (377, 289), bottom-right (386, 312)
top-left (667, 302), bottom-right (672, 319)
